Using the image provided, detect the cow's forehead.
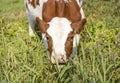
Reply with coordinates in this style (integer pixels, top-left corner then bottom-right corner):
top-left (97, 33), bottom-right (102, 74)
top-left (47, 17), bottom-right (73, 46)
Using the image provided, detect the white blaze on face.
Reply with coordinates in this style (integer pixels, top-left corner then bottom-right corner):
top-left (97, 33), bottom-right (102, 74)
top-left (47, 17), bottom-right (72, 58)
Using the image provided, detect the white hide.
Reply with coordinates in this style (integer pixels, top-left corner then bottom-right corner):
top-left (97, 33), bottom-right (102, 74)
top-left (25, 0), bottom-right (44, 36)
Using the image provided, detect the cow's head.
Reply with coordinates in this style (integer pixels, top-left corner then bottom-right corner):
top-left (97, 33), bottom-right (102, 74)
top-left (36, 17), bottom-right (86, 64)
top-left (36, 0), bottom-right (86, 64)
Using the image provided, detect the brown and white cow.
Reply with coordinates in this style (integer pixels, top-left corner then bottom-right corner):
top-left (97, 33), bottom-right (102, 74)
top-left (25, 0), bottom-right (86, 64)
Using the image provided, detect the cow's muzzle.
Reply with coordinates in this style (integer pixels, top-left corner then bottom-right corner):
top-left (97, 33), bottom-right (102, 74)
top-left (51, 54), bottom-right (68, 65)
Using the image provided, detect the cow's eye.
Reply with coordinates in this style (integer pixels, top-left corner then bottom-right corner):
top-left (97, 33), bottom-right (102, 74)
top-left (45, 33), bottom-right (50, 40)
top-left (70, 36), bottom-right (73, 40)
top-left (68, 36), bottom-right (74, 41)
top-left (67, 31), bottom-right (74, 41)
top-left (46, 36), bottom-right (50, 40)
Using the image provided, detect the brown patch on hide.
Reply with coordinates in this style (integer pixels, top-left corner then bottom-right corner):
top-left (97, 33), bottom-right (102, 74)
top-left (36, 17), bottom-right (53, 54)
top-left (42, 0), bottom-right (56, 22)
top-left (28, 0), bottom-right (39, 8)
top-left (65, 0), bottom-right (81, 22)
top-left (56, 0), bottom-right (65, 17)
top-left (42, 0), bottom-right (81, 22)
top-left (36, 17), bottom-right (49, 33)
top-left (65, 31), bottom-right (74, 59)
top-left (46, 33), bottom-right (53, 54)
top-left (36, 0), bottom-right (40, 6)
top-left (71, 18), bottom-right (86, 33)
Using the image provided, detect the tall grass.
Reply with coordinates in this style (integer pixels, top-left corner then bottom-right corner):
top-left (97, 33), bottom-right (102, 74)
top-left (0, 0), bottom-right (120, 83)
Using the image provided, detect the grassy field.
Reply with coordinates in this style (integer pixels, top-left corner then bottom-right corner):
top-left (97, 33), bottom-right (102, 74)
top-left (0, 0), bottom-right (120, 83)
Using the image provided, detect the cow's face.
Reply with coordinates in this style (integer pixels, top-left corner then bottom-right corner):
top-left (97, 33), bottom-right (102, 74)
top-left (36, 17), bottom-right (86, 64)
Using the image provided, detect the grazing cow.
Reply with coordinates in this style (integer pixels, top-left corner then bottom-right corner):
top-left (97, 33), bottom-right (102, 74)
top-left (25, 0), bottom-right (86, 64)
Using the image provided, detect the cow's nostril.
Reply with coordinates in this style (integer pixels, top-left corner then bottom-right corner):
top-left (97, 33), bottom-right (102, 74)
top-left (60, 55), bottom-right (64, 59)
top-left (60, 55), bottom-right (68, 62)
top-left (51, 54), bottom-right (67, 64)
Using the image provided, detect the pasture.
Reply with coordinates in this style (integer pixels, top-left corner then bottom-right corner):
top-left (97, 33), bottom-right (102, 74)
top-left (0, 0), bottom-right (120, 83)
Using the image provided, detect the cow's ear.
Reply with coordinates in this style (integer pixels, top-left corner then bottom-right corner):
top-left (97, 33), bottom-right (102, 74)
top-left (71, 18), bottom-right (86, 33)
top-left (36, 17), bottom-right (49, 33)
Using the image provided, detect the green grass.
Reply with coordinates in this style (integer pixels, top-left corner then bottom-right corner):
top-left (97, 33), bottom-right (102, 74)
top-left (0, 0), bottom-right (120, 83)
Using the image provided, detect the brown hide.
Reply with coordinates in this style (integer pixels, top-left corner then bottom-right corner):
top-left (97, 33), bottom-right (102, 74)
top-left (36, 17), bottom-right (49, 33)
top-left (56, 0), bottom-right (65, 17)
top-left (71, 18), bottom-right (86, 33)
top-left (28, 0), bottom-right (40, 8)
top-left (42, 0), bottom-right (81, 22)
top-left (65, 0), bottom-right (81, 22)
top-left (42, 0), bottom-right (56, 22)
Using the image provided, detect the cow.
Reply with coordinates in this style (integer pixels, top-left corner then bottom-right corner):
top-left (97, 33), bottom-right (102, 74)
top-left (25, 0), bottom-right (86, 65)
